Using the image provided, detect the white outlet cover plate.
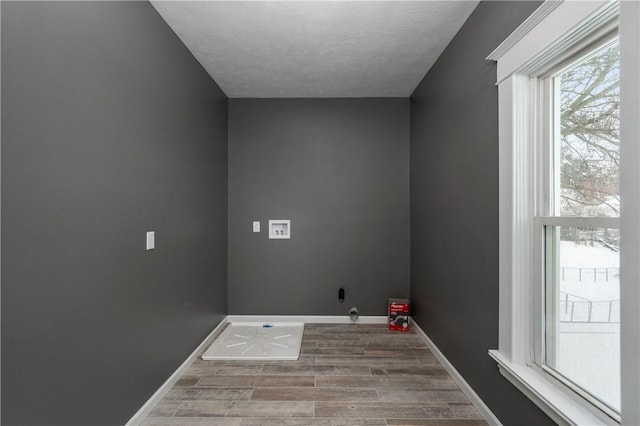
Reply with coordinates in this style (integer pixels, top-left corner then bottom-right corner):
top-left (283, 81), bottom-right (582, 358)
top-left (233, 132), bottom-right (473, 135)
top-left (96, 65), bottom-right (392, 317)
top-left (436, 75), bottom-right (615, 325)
top-left (146, 231), bottom-right (155, 250)
top-left (202, 323), bottom-right (304, 360)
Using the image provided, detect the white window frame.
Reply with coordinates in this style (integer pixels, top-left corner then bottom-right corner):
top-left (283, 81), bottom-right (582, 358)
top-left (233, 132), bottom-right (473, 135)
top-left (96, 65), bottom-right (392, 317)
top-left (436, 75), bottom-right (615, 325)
top-left (487, 1), bottom-right (640, 425)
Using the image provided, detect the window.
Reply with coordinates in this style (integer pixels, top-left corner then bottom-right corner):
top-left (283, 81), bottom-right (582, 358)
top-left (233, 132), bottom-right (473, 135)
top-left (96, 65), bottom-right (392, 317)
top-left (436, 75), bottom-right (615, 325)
top-left (486, 0), bottom-right (640, 424)
top-left (540, 39), bottom-right (621, 417)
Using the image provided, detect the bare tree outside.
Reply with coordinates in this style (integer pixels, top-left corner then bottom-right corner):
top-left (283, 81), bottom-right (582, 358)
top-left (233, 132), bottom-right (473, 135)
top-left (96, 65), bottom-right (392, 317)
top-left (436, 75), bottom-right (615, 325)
top-left (559, 41), bottom-right (620, 217)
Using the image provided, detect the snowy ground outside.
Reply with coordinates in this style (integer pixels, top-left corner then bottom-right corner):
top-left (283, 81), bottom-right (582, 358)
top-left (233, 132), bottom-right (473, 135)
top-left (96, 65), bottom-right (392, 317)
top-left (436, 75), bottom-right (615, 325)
top-left (551, 240), bottom-right (620, 412)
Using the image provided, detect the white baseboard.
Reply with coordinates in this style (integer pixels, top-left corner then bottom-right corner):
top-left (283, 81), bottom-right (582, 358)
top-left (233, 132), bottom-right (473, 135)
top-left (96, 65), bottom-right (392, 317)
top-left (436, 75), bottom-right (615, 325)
top-left (411, 320), bottom-right (502, 426)
top-left (125, 316), bottom-right (230, 426)
top-left (226, 315), bottom-right (387, 324)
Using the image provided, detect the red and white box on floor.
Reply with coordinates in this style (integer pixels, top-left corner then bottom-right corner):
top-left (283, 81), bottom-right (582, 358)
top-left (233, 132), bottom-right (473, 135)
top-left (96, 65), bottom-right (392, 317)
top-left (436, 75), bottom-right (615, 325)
top-left (388, 298), bottom-right (410, 331)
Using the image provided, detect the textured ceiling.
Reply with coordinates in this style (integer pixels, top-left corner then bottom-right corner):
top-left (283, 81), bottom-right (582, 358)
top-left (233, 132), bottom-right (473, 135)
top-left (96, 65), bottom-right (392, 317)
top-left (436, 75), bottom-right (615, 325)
top-left (151, 1), bottom-right (479, 98)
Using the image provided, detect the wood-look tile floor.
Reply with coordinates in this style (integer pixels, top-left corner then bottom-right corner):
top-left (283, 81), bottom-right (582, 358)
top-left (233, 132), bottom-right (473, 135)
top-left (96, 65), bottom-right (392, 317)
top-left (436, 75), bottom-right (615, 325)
top-left (141, 324), bottom-right (488, 426)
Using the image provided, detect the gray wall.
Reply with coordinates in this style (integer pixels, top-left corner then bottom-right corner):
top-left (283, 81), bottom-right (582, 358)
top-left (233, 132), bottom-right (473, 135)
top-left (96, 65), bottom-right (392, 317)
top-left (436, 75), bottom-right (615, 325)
top-left (409, 2), bottom-right (554, 425)
top-left (228, 99), bottom-right (409, 315)
top-left (1, 2), bottom-right (228, 425)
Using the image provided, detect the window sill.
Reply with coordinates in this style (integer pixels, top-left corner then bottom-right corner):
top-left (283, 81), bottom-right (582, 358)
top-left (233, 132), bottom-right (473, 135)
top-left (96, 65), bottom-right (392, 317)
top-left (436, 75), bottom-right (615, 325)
top-left (488, 350), bottom-right (615, 426)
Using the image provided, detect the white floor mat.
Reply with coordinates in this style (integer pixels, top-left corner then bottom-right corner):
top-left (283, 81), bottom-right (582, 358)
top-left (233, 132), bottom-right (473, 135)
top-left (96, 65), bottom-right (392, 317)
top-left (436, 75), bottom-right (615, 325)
top-left (201, 322), bottom-right (304, 360)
